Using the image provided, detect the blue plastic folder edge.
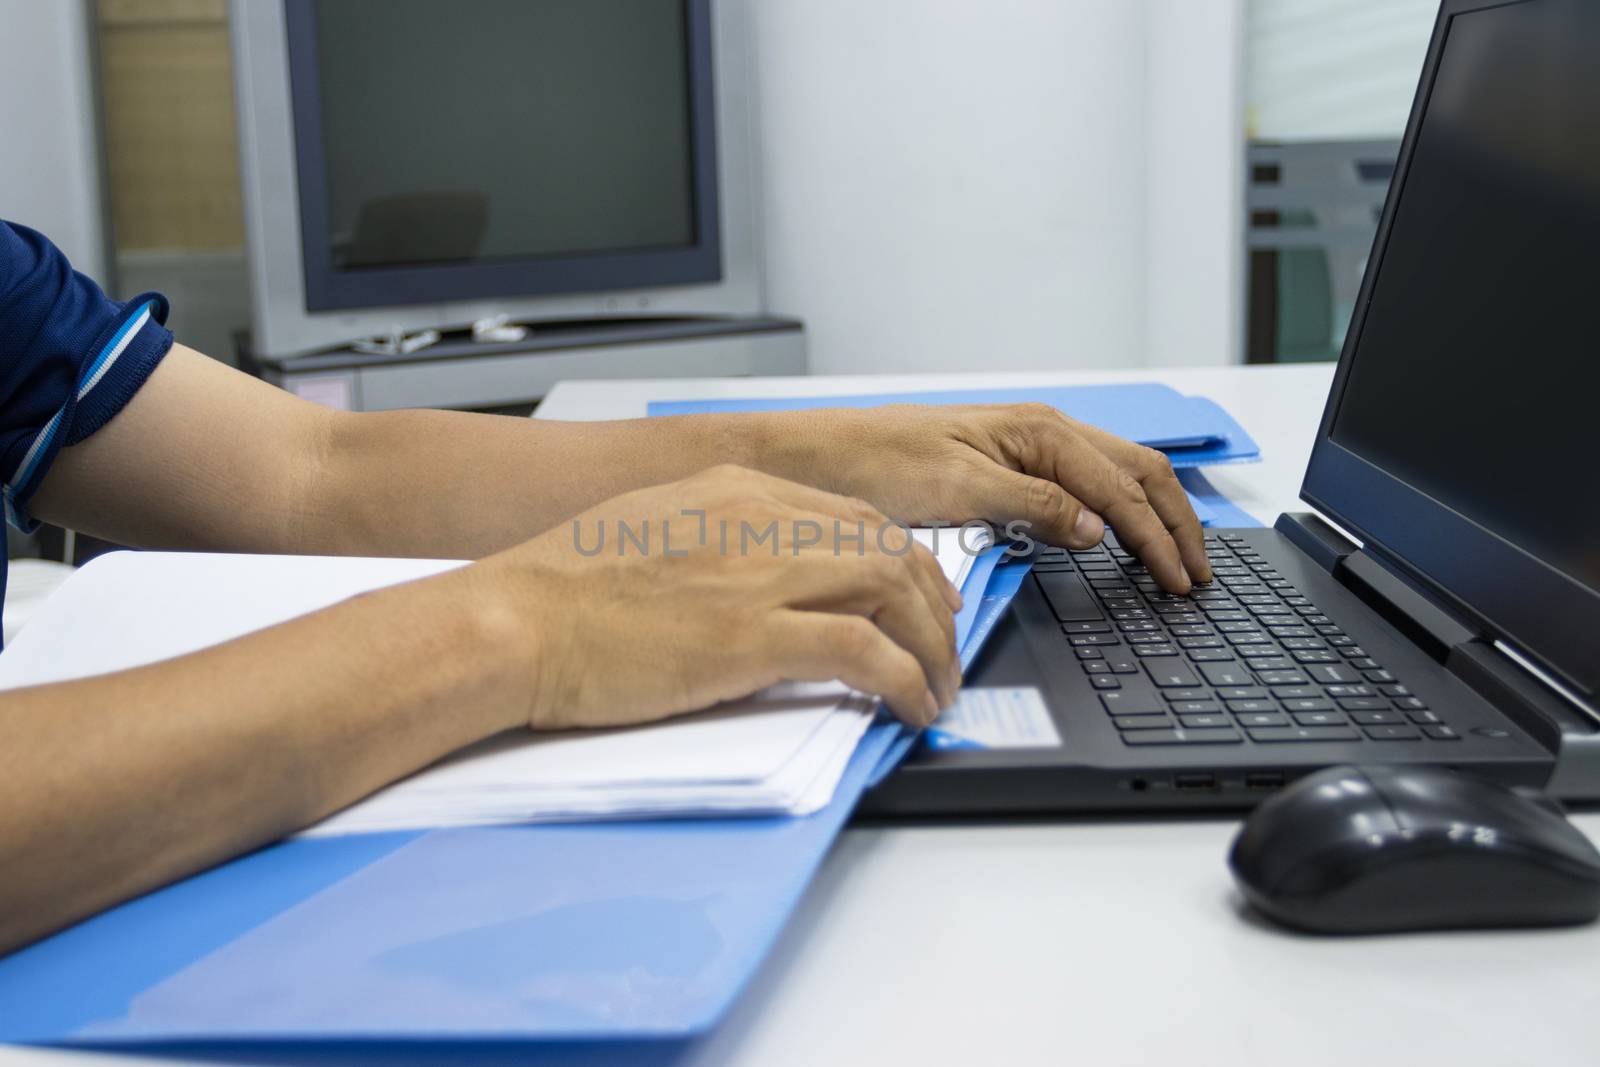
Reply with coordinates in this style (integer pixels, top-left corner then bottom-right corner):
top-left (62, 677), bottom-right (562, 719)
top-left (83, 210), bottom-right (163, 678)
top-left (646, 384), bottom-right (1260, 467)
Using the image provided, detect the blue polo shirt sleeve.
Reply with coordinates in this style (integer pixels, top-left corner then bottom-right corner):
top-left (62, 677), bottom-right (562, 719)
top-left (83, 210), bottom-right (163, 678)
top-left (0, 219), bottom-right (174, 531)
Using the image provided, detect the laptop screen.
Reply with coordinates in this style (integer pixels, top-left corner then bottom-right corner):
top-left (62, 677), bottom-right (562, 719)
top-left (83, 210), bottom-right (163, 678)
top-left (1328, 0), bottom-right (1600, 597)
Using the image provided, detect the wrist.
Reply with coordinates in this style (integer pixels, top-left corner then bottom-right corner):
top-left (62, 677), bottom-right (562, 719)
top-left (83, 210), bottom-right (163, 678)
top-left (432, 562), bottom-right (545, 735)
top-left (728, 409), bottom-right (851, 494)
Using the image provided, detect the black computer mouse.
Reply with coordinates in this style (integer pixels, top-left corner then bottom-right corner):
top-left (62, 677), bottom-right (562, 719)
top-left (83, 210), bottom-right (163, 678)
top-left (1228, 764), bottom-right (1600, 935)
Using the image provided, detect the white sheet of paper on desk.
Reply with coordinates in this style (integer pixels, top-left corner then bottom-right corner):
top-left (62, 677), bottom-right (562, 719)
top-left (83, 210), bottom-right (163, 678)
top-left (0, 528), bottom-right (984, 836)
top-left (304, 527), bottom-right (984, 834)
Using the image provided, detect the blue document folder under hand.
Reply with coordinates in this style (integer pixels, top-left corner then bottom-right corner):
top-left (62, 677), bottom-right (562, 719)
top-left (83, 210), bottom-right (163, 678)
top-left (648, 383), bottom-right (1260, 468)
top-left (0, 556), bottom-right (1012, 1048)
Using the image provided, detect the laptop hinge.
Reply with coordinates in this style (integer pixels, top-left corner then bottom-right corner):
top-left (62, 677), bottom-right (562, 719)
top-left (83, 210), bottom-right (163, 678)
top-left (1447, 640), bottom-right (1600, 801)
top-left (1333, 548), bottom-right (1477, 661)
top-left (1273, 512), bottom-right (1356, 574)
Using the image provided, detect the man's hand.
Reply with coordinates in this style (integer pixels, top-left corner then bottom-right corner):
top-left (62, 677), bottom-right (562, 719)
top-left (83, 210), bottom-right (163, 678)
top-left (756, 403), bottom-right (1213, 593)
top-left (474, 464), bottom-right (963, 730)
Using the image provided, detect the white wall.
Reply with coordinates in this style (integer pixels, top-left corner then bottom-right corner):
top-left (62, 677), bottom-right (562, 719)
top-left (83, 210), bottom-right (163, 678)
top-left (750, 0), bottom-right (1244, 375)
top-left (1145, 0), bottom-right (1244, 368)
top-left (0, 0), bottom-right (107, 282)
top-left (1247, 0), bottom-right (1436, 141)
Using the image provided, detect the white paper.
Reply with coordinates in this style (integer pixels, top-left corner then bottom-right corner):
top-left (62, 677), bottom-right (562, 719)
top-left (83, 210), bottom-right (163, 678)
top-left (0, 530), bottom-right (982, 837)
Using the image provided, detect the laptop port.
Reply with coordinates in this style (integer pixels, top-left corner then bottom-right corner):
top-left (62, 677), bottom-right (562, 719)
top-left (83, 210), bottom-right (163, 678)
top-left (1174, 774), bottom-right (1218, 793)
top-left (1245, 772), bottom-right (1286, 791)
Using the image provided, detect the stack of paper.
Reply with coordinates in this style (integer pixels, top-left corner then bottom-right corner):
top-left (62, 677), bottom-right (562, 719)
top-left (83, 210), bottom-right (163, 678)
top-left (0, 529), bottom-right (987, 838)
top-left (306, 526), bottom-right (987, 835)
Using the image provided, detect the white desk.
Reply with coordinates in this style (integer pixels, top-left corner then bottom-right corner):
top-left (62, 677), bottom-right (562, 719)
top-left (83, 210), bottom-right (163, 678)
top-left (6, 364), bottom-right (1596, 1067)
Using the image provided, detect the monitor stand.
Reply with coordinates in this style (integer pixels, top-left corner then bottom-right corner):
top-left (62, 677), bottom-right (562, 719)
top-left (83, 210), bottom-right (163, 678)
top-left (238, 315), bottom-right (805, 413)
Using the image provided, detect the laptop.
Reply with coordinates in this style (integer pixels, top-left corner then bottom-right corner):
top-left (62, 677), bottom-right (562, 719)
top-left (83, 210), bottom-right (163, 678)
top-left (863, 0), bottom-right (1600, 815)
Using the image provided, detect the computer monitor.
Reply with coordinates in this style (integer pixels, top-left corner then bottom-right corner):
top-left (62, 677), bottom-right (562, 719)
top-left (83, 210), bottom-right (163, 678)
top-left (231, 0), bottom-right (764, 357)
top-left (1303, 0), bottom-right (1600, 702)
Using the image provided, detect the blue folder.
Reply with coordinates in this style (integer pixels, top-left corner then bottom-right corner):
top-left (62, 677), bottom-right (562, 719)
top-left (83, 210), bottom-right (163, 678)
top-left (648, 383), bottom-right (1260, 467)
top-left (0, 555), bottom-right (1010, 1048)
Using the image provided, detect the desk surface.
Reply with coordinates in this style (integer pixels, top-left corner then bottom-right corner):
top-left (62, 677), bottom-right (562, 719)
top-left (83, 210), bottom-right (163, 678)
top-left (7, 364), bottom-right (1596, 1067)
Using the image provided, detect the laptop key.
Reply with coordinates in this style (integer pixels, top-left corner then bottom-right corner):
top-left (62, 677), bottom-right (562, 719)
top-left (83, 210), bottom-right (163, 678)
top-left (1075, 647), bottom-right (1105, 660)
top-left (1293, 711), bottom-right (1348, 726)
top-left (1350, 710), bottom-right (1404, 725)
top-left (1144, 662), bottom-right (1201, 688)
top-left (1244, 657), bottom-right (1294, 672)
top-left (1236, 712), bottom-right (1290, 727)
top-left (1100, 692), bottom-right (1164, 715)
top-left (1325, 684), bottom-right (1374, 698)
top-left (1188, 649), bottom-right (1236, 662)
top-left (1160, 688), bottom-right (1210, 701)
top-left (1227, 700), bottom-right (1280, 714)
top-left (1062, 621), bottom-right (1112, 634)
top-left (1088, 675), bottom-right (1122, 690)
top-left (1179, 714), bottom-right (1231, 728)
top-left (1408, 710), bottom-right (1443, 724)
top-left (1169, 700), bottom-right (1222, 713)
top-left (1216, 686), bottom-right (1268, 700)
top-left (1101, 655), bottom-right (1139, 674)
top-left (1111, 714), bottom-right (1172, 731)
top-left (1365, 725), bottom-right (1422, 741)
top-left (1280, 638), bottom-right (1325, 651)
top-left (1394, 696), bottom-right (1429, 711)
top-left (1120, 728), bottom-right (1243, 745)
top-left (1035, 572), bottom-right (1105, 622)
top-left (1069, 633), bottom-right (1121, 646)
top-left (1292, 649), bottom-right (1339, 663)
top-left (1257, 670), bottom-right (1310, 686)
top-left (1246, 726), bottom-right (1361, 743)
top-left (1178, 636), bottom-right (1225, 649)
top-left (1307, 664), bottom-right (1361, 684)
top-left (1423, 725), bottom-right (1460, 740)
top-left (1200, 663), bottom-right (1254, 687)
top-left (1282, 697), bottom-right (1334, 712)
top-left (1133, 644), bottom-right (1179, 657)
top-left (1339, 698), bottom-right (1392, 712)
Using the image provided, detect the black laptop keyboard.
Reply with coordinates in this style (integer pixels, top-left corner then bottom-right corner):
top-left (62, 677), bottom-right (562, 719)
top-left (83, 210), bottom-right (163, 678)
top-left (1033, 532), bottom-right (1459, 746)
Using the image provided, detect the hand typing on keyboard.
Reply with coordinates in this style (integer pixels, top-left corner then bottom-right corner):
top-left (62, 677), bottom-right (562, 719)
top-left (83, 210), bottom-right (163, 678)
top-left (750, 403), bottom-right (1211, 594)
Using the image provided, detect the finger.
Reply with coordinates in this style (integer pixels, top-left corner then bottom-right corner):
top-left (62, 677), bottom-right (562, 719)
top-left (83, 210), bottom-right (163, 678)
top-left (1011, 414), bottom-right (1193, 593)
top-left (1068, 427), bottom-right (1212, 583)
top-left (773, 612), bottom-right (942, 726)
top-left (965, 464), bottom-right (1106, 551)
top-left (784, 543), bottom-right (959, 706)
top-left (884, 523), bottom-right (965, 622)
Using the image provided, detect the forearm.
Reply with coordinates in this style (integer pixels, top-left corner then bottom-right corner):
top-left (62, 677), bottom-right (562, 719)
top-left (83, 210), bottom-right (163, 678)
top-left (0, 565), bottom-right (527, 954)
top-left (304, 407), bottom-right (775, 557)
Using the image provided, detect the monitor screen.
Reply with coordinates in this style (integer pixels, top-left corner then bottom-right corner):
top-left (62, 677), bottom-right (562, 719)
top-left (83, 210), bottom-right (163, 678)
top-left (311, 0), bottom-right (696, 270)
top-left (284, 0), bottom-right (720, 311)
top-left (1329, 0), bottom-right (1600, 596)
